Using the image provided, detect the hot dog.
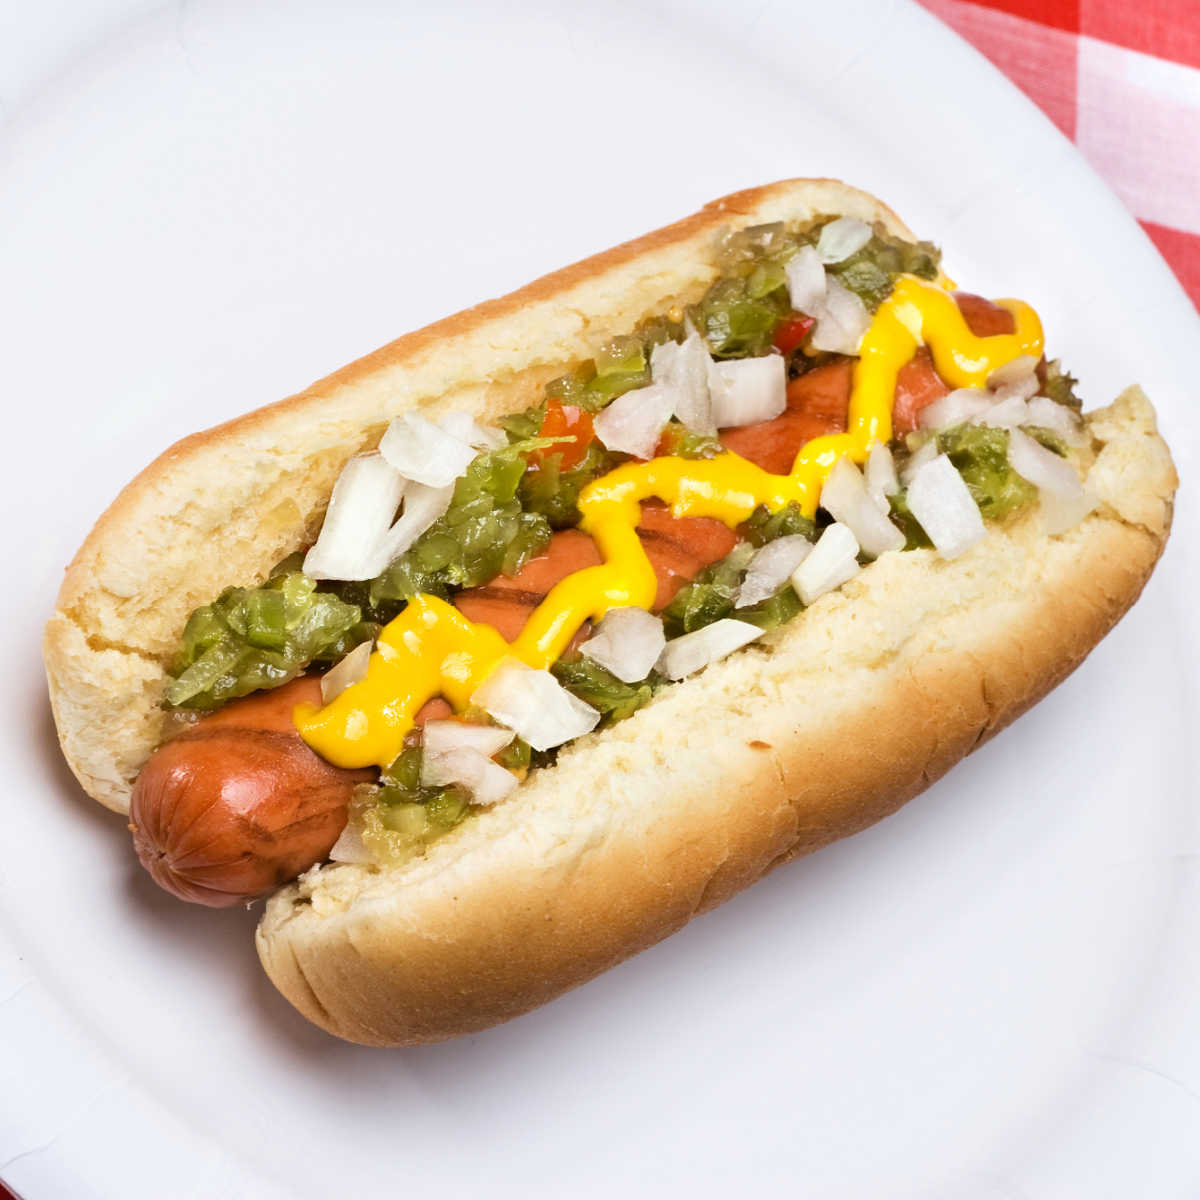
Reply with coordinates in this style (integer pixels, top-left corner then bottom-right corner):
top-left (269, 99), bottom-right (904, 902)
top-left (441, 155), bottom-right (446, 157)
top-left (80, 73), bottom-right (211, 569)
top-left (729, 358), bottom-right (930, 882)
top-left (44, 178), bottom-right (1177, 1046)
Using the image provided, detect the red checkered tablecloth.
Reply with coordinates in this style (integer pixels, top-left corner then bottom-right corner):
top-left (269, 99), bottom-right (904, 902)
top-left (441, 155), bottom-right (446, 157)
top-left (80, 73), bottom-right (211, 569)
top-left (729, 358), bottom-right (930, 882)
top-left (918, 0), bottom-right (1200, 308)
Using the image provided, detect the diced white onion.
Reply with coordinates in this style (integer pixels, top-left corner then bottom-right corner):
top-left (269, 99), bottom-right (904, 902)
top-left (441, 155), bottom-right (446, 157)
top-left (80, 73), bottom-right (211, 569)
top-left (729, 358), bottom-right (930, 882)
top-left (809, 277), bottom-right (872, 355)
top-left (651, 334), bottom-right (714, 434)
top-left (304, 412), bottom-right (480, 582)
top-left (785, 244), bottom-right (827, 314)
top-left (975, 392), bottom-right (1029, 428)
top-left (1007, 429), bottom-right (1084, 499)
top-left (816, 216), bottom-right (872, 264)
top-left (906, 454), bottom-right (986, 559)
top-left (592, 382), bottom-right (676, 459)
top-left (987, 354), bottom-right (1039, 390)
top-left (919, 387), bottom-right (993, 430)
top-left (437, 410), bottom-right (507, 450)
top-left (465, 757), bottom-right (520, 807)
top-left (1039, 487), bottom-right (1097, 535)
top-left (580, 607), bottom-right (666, 683)
top-left (865, 443), bottom-right (899, 513)
top-left (656, 619), bottom-right (762, 681)
top-left (994, 375), bottom-right (1039, 403)
top-left (736, 536), bottom-right (813, 608)
top-left (472, 661), bottom-right (600, 751)
top-left (899, 439), bottom-right (939, 485)
top-left (379, 412), bottom-right (478, 488)
top-left (708, 354), bottom-right (787, 429)
top-left (302, 412), bottom-right (503, 585)
top-left (368, 480), bottom-right (456, 576)
top-left (791, 522), bottom-right (860, 605)
top-left (422, 719), bottom-right (514, 759)
top-left (328, 819), bottom-right (373, 865)
top-left (320, 640), bottom-right (373, 705)
top-left (436, 410), bottom-right (477, 443)
top-left (819, 456), bottom-right (905, 559)
top-left (303, 452), bottom-right (407, 581)
top-left (421, 747), bottom-right (518, 807)
top-left (1025, 395), bottom-right (1085, 443)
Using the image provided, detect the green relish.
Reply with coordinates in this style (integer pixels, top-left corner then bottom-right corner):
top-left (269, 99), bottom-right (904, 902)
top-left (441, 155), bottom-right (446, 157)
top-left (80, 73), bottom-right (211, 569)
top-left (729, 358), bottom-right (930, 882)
top-left (166, 565), bottom-right (373, 710)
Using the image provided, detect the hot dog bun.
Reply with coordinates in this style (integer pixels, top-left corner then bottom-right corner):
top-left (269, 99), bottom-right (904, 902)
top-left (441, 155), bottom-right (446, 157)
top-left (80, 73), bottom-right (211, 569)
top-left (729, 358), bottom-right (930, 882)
top-left (44, 180), bottom-right (1176, 1046)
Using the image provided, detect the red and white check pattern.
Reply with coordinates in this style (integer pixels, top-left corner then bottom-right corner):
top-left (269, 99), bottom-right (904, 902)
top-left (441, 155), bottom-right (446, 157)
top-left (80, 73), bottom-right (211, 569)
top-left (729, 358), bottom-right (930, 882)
top-left (919, 0), bottom-right (1200, 309)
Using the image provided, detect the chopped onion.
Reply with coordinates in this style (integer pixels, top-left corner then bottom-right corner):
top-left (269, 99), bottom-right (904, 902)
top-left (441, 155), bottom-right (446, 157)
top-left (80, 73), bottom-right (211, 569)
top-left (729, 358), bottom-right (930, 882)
top-left (987, 354), bottom-right (1039, 390)
top-left (809, 277), bottom-right (872, 355)
top-left (994, 375), bottom-right (1039, 403)
top-left (708, 354), bottom-right (786, 429)
top-left (422, 719), bottom-right (514, 758)
top-left (975, 392), bottom-right (1029, 428)
top-left (899, 439), bottom-right (939, 485)
top-left (791, 522), bottom-right (860, 605)
top-left (379, 412), bottom-right (478, 488)
top-left (438, 410), bottom-right (506, 450)
top-left (303, 452), bottom-right (407, 581)
top-left (656, 619), bottom-right (762, 681)
top-left (865, 443), bottom-right (899, 513)
top-left (592, 382), bottom-right (676, 459)
top-left (736, 536), bottom-right (812, 608)
top-left (1007, 428), bottom-right (1084, 499)
top-left (651, 334), bottom-right (714, 434)
top-left (819, 456), bottom-right (904, 558)
top-left (472, 661), bottom-right (600, 751)
top-left (816, 216), bottom-right (872, 264)
top-left (580, 607), bottom-right (666, 683)
top-left (367, 479), bottom-right (456, 575)
top-left (785, 245), bottom-right (827, 313)
top-left (320, 640), bottom-right (373, 705)
top-left (1040, 487), bottom-right (1097, 535)
top-left (328, 820), bottom-right (373, 865)
top-left (1025, 395), bottom-right (1085, 443)
top-left (905, 454), bottom-right (985, 559)
top-left (421, 747), bottom-right (518, 807)
top-left (919, 387), bottom-right (993, 430)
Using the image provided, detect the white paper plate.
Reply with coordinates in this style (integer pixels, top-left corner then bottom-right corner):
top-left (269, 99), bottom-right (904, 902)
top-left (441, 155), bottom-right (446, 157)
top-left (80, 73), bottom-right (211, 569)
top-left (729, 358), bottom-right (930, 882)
top-left (3, 1), bottom-right (1198, 1196)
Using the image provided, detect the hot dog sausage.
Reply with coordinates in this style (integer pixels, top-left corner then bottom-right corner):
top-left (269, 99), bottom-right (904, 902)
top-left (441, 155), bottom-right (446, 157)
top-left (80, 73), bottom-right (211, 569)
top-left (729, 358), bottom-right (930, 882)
top-left (454, 507), bottom-right (736, 640)
top-left (892, 348), bottom-right (949, 436)
top-left (953, 292), bottom-right (1017, 338)
top-left (892, 296), bottom-right (1018, 434)
top-left (130, 676), bottom-right (371, 907)
top-left (720, 360), bottom-right (853, 473)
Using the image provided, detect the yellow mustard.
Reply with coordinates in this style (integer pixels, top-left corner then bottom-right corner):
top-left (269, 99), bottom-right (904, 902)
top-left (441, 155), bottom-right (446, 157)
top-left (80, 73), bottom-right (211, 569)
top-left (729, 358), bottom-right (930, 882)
top-left (296, 276), bottom-right (1043, 769)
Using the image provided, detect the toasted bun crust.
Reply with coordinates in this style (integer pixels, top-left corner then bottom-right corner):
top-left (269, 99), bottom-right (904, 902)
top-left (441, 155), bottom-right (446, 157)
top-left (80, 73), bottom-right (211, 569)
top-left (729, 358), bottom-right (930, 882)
top-left (44, 178), bottom-right (912, 814)
top-left (44, 180), bottom-right (1177, 1047)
